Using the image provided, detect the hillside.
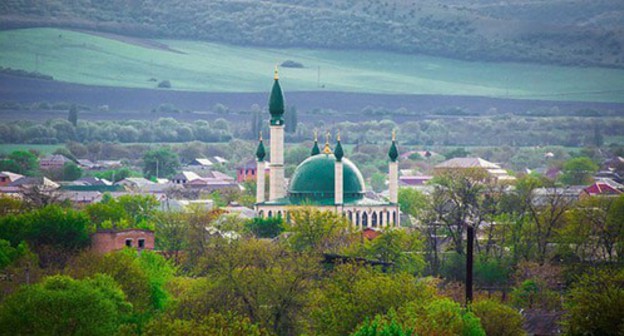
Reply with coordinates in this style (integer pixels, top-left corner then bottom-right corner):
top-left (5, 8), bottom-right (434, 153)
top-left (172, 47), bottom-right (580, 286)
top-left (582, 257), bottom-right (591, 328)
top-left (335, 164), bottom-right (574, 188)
top-left (0, 0), bottom-right (623, 68)
top-left (1, 28), bottom-right (623, 103)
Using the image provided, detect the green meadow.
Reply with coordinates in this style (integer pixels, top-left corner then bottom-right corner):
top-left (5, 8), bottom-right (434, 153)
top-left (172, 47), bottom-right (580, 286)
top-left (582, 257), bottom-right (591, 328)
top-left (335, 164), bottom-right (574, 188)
top-left (0, 144), bottom-right (63, 155)
top-left (1, 28), bottom-right (623, 102)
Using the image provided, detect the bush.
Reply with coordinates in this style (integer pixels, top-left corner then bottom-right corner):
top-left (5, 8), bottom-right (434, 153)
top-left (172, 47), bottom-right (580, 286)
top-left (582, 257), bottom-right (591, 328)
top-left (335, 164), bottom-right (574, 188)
top-left (471, 300), bottom-right (524, 336)
top-left (157, 80), bottom-right (171, 88)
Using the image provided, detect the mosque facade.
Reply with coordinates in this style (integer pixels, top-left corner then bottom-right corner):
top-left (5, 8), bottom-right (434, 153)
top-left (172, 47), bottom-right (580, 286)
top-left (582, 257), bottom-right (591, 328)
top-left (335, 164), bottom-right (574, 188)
top-left (254, 69), bottom-right (400, 228)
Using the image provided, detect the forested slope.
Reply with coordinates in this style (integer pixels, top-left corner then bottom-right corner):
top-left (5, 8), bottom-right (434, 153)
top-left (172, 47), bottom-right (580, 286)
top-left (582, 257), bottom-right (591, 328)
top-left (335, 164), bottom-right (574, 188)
top-left (1, 0), bottom-right (623, 68)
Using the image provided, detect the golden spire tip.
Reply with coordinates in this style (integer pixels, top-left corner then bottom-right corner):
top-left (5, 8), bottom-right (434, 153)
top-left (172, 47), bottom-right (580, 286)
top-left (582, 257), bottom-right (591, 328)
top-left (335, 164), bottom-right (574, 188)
top-left (392, 130), bottom-right (396, 141)
top-left (274, 65), bottom-right (279, 80)
top-left (314, 129), bottom-right (318, 142)
top-left (259, 131), bottom-right (263, 141)
top-left (337, 130), bottom-right (341, 142)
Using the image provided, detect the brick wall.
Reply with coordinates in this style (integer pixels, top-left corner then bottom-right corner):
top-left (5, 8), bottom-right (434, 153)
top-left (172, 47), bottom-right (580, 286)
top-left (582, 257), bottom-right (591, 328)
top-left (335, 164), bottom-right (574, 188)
top-left (91, 229), bottom-right (155, 254)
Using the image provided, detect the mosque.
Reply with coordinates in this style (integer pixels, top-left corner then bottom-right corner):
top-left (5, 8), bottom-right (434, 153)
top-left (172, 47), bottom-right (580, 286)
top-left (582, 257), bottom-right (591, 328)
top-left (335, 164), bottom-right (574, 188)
top-left (254, 69), bottom-right (400, 228)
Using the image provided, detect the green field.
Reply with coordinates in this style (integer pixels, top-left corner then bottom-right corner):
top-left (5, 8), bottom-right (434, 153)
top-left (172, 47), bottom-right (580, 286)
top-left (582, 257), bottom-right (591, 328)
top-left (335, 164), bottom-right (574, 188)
top-left (1, 28), bottom-right (623, 102)
top-left (0, 144), bottom-right (63, 155)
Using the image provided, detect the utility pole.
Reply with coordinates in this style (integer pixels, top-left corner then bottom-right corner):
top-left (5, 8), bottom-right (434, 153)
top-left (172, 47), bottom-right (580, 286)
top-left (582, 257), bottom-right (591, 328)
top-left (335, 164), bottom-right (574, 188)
top-left (466, 221), bottom-right (474, 306)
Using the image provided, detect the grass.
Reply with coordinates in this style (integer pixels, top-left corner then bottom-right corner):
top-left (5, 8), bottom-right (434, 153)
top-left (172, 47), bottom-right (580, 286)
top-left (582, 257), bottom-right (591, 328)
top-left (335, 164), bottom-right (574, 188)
top-left (0, 144), bottom-right (63, 155)
top-left (1, 28), bottom-right (623, 102)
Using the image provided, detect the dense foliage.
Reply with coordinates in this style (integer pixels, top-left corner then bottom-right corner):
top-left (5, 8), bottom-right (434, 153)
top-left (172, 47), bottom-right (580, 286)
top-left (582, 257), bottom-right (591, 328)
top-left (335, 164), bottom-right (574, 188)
top-left (0, 0), bottom-right (621, 68)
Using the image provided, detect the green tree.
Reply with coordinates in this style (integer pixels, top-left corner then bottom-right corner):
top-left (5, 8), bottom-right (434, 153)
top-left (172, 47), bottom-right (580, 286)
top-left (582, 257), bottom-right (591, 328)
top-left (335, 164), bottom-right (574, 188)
top-left (287, 207), bottom-right (353, 253)
top-left (67, 249), bottom-right (174, 322)
top-left (398, 188), bottom-right (428, 219)
top-left (370, 172), bottom-right (386, 193)
top-left (62, 161), bottom-right (82, 181)
top-left (398, 298), bottom-right (485, 336)
top-left (351, 312), bottom-right (411, 336)
top-left (564, 269), bottom-right (624, 336)
top-left (245, 216), bottom-right (284, 238)
top-left (144, 313), bottom-right (268, 336)
top-left (0, 274), bottom-right (131, 336)
top-left (444, 148), bottom-right (470, 159)
top-left (143, 147), bottom-right (180, 179)
top-left (356, 229), bottom-right (425, 274)
top-left (182, 238), bottom-right (320, 336)
top-left (68, 104), bottom-right (78, 127)
top-left (0, 150), bottom-right (38, 175)
top-left (560, 157), bottom-right (598, 185)
top-left (310, 264), bottom-right (435, 336)
top-left (471, 300), bottom-right (525, 336)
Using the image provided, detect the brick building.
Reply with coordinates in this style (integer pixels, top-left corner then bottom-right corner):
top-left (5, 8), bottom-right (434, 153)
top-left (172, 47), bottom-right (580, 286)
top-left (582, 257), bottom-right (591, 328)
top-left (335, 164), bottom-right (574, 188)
top-left (91, 229), bottom-right (155, 254)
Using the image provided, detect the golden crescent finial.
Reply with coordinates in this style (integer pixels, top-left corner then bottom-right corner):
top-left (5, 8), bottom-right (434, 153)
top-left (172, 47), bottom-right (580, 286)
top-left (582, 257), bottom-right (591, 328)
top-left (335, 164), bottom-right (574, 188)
top-left (323, 131), bottom-right (332, 154)
top-left (337, 130), bottom-right (341, 142)
top-left (392, 129), bottom-right (396, 141)
top-left (274, 65), bottom-right (279, 80)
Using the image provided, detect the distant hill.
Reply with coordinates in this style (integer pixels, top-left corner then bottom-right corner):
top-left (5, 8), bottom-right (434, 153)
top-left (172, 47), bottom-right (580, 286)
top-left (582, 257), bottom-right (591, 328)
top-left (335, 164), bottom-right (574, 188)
top-left (0, 0), bottom-right (623, 68)
top-left (2, 28), bottom-right (624, 102)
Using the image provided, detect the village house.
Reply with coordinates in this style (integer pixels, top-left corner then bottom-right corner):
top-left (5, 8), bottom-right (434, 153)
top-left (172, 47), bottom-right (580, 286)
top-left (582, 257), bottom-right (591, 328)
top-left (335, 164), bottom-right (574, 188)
top-left (39, 154), bottom-right (72, 170)
top-left (434, 157), bottom-right (516, 183)
top-left (91, 229), bottom-right (155, 254)
top-left (0, 171), bottom-right (23, 186)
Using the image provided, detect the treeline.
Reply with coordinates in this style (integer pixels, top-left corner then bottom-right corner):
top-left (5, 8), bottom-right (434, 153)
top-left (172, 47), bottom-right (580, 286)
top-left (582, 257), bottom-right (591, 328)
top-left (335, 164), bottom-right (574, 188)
top-left (0, 0), bottom-right (622, 68)
top-left (1, 113), bottom-right (622, 148)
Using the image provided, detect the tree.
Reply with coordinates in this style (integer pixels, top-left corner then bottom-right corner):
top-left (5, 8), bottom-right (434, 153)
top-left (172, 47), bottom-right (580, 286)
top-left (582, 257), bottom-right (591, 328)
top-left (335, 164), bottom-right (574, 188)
top-left (471, 300), bottom-right (524, 336)
top-left (0, 150), bottom-right (38, 175)
top-left (62, 161), bottom-right (82, 181)
top-left (560, 194), bottom-right (624, 263)
top-left (245, 216), bottom-right (284, 238)
top-left (564, 269), bottom-right (624, 336)
top-left (144, 313), bottom-right (268, 336)
top-left (398, 188), bottom-right (428, 219)
top-left (397, 298), bottom-right (485, 336)
top-left (429, 168), bottom-right (488, 255)
top-left (142, 147), bottom-right (180, 179)
top-left (67, 249), bottom-right (174, 319)
top-left (286, 207), bottom-right (353, 253)
top-left (355, 229), bottom-right (425, 274)
top-left (444, 148), bottom-right (470, 159)
top-left (310, 264), bottom-right (435, 336)
top-left (0, 274), bottom-right (131, 336)
top-left (351, 312), bottom-right (411, 336)
top-left (370, 172), bottom-right (386, 193)
top-left (68, 104), bottom-right (78, 127)
top-left (559, 157), bottom-right (598, 185)
top-left (183, 238), bottom-right (320, 336)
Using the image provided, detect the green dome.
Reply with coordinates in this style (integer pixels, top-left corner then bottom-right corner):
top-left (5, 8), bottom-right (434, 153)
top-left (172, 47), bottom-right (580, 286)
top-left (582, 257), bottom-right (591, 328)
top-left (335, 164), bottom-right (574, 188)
top-left (288, 154), bottom-right (365, 199)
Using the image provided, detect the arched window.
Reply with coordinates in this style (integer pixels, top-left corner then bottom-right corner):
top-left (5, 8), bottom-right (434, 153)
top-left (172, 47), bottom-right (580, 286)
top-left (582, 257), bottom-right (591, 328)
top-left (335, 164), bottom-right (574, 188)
top-left (387, 211), bottom-right (390, 224)
top-left (372, 212), bottom-right (378, 227)
top-left (392, 211), bottom-right (397, 226)
top-left (258, 210), bottom-right (264, 218)
top-left (362, 212), bottom-right (368, 227)
top-left (348, 210), bottom-right (353, 223)
top-left (356, 211), bottom-right (360, 226)
top-left (277, 211), bottom-right (282, 219)
top-left (268, 210), bottom-right (273, 218)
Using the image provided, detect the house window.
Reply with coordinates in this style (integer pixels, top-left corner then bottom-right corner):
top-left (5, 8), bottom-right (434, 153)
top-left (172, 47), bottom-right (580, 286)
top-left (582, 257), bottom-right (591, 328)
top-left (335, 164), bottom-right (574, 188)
top-left (125, 239), bottom-right (133, 247)
top-left (138, 239), bottom-right (145, 249)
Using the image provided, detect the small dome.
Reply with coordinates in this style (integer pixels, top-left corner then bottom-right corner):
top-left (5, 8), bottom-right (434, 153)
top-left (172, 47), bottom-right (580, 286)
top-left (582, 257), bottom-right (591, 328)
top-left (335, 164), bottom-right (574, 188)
top-left (288, 154), bottom-right (365, 199)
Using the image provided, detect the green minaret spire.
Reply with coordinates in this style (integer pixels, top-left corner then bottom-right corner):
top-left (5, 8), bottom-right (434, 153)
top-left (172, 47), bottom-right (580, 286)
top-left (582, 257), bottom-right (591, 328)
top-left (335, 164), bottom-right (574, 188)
top-left (334, 132), bottom-right (344, 161)
top-left (388, 130), bottom-right (399, 162)
top-left (269, 66), bottom-right (285, 126)
top-left (256, 132), bottom-right (266, 162)
top-left (311, 130), bottom-right (320, 156)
